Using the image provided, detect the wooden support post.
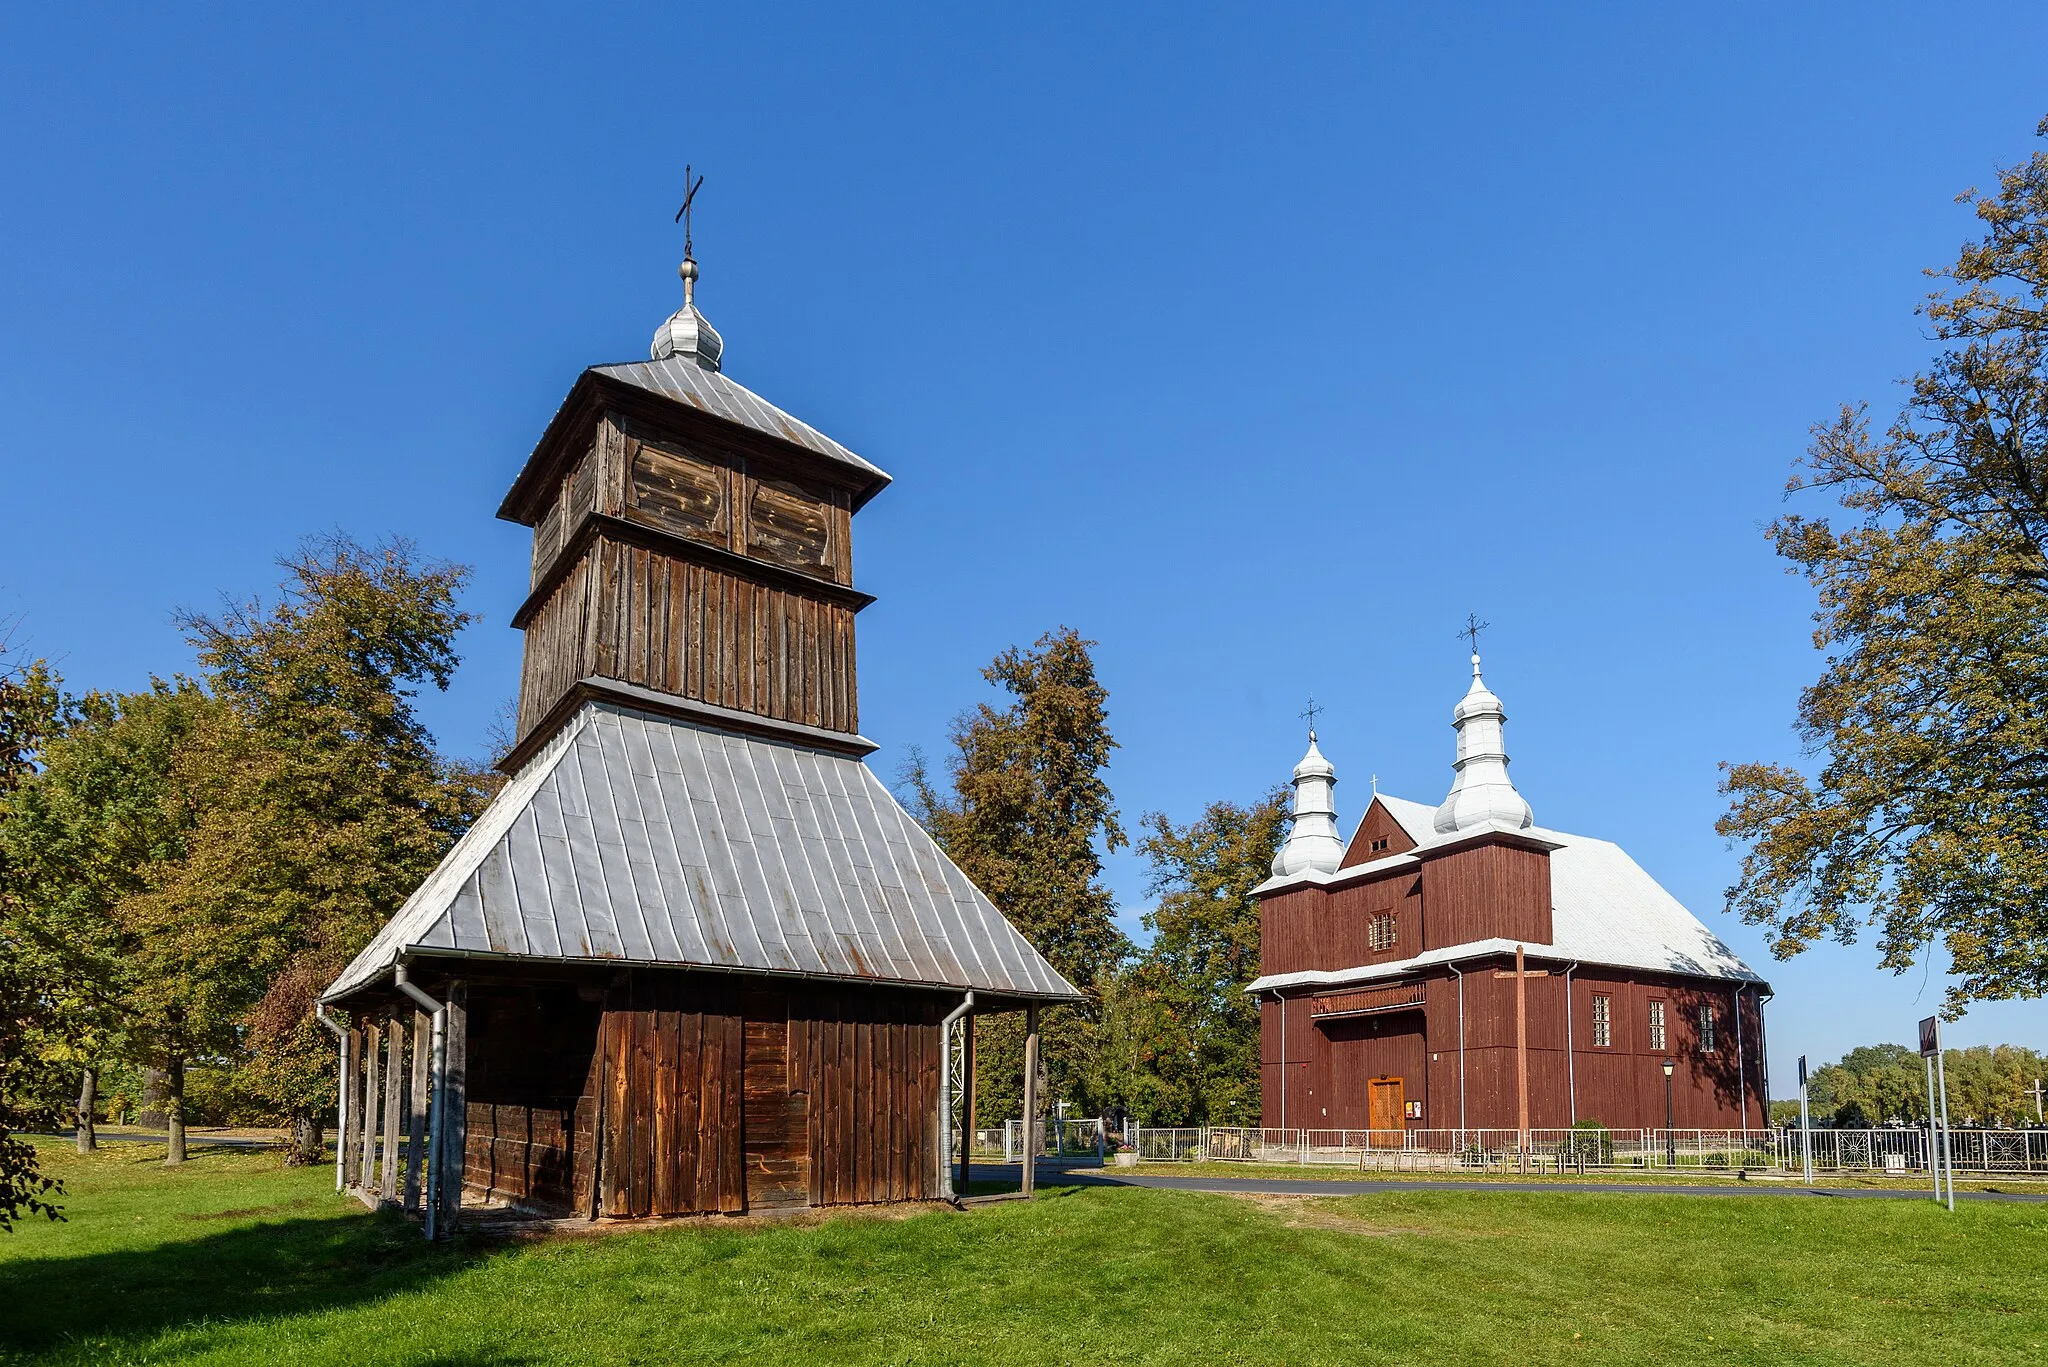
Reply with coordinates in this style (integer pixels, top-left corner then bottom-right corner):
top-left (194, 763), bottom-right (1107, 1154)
top-left (340, 1026), bottom-right (362, 1189)
top-left (404, 1008), bottom-right (430, 1213)
top-left (1495, 948), bottom-right (1550, 1153)
top-left (436, 982), bottom-right (468, 1234)
top-left (1021, 1004), bottom-right (1040, 1197)
top-left (358, 1022), bottom-right (382, 1194)
top-left (381, 1011), bottom-right (405, 1206)
top-left (1515, 944), bottom-right (1529, 1151)
top-left (957, 1011), bottom-right (976, 1196)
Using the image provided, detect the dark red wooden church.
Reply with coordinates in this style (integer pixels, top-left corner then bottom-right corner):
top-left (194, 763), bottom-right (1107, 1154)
top-left (1249, 655), bottom-right (1770, 1137)
top-left (322, 231), bottom-right (1077, 1232)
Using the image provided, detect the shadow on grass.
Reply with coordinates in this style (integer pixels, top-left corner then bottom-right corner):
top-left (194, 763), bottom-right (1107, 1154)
top-left (0, 1203), bottom-right (504, 1361)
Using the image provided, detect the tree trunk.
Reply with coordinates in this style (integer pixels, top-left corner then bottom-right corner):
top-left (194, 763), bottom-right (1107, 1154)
top-left (139, 1067), bottom-right (170, 1129)
top-left (75, 1067), bottom-right (97, 1153)
top-left (285, 1109), bottom-right (324, 1167)
top-left (164, 1056), bottom-right (187, 1166)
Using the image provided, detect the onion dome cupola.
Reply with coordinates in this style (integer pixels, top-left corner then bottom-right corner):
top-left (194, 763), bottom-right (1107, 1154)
top-left (651, 255), bottom-right (725, 371)
top-left (1432, 652), bottom-right (1534, 835)
top-left (1273, 732), bottom-right (1346, 877)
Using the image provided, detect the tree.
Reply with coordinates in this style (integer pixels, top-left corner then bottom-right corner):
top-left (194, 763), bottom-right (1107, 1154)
top-left (906, 627), bottom-right (1130, 1120)
top-left (1719, 117), bottom-right (2048, 1013)
top-left (1115, 792), bottom-right (1289, 1125)
top-left (1794, 1041), bottom-right (2048, 1128)
top-left (0, 644), bottom-right (73, 1228)
top-left (1, 682), bottom-right (224, 1165)
top-left (0, 535), bottom-right (495, 1166)
top-left (163, 534), bottom-right (496, 1163)
top-left (1806, 1044), bottom-right (1928, 1128)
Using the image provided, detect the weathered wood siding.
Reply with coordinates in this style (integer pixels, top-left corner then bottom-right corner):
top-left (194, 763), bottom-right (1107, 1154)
top-left (559, 970), bottom-right (941, 1218)
top-left (592, 973), bottom-right (746, 1218)
top-left (462, 984), bottom-right (603, 1211)
top-left (788, 987), bottom-right (941, 1207)
top-left (515, 531), bottom-right (860, 739)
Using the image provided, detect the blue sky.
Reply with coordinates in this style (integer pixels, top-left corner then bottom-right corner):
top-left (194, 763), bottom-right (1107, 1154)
top-left (5, 3), bottom-right (2044, 1089)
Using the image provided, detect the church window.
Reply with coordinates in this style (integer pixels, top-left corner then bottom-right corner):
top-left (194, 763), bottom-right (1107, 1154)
top-left (1648, 1000), bottom-right (1666, 1051)
top-left (1591, 994), bottom-right (1612, 1048)
top-left (1699, 1004), bottom-right (1716, 1053)
top-left (1369, 837), bottom-right (1390, 853)
top-left (1368, 912), bottom-right (1397, 952)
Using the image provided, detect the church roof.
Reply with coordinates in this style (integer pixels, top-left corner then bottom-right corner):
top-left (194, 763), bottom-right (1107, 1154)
top-left (1247, 793), bottom-right (1765, 992)
top-left (591, 356), bottom-right (889, 487)
top-left (325, 702), bottom-right (1081, 1004)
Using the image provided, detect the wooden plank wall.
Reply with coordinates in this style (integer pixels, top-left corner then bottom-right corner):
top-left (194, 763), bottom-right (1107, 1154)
top-left (462, 983), bottom-right (603, 1212)
top-left (515, 534), bottom-right (859, 738)
top-left (1263, 967), bottom-right (1766, 1133)
top-left (595, 972), bottom-right (747, 1218)
top-left (1260, 838), bottom-right (1552, 981)
top-left (1417, 843), bottom-right (1552, 950)
top-left (1337, 798), bottom-right (1422, 868)
top-left (579, 971), bottom-right (941, 1218)
top-left (788, 987), bottom-right (941, 1207)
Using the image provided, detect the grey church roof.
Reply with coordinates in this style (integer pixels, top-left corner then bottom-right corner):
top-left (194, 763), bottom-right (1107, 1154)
top-left (1246, 794), bottom-right (1765, 994)
top-left (593, 357), bottom-right (890, 487)
top-left (325, 702), bottom-right (1080, 1003)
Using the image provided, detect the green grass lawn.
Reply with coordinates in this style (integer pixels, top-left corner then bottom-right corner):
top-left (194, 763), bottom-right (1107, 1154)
top-left (3, 1140), bottom-right (2045, 1366)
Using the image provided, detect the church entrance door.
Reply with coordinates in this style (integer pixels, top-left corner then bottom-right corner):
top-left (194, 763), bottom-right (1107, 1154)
top-left (1368, 1076), bottom-right (1404, 1146)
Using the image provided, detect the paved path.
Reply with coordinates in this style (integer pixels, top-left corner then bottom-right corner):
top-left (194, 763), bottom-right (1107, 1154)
top-left (970, 1164), bottom-right (2048, 1204)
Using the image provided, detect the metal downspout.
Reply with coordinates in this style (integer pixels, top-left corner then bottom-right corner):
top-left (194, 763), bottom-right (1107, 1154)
top-left (938, 991), bottom-right (974, 1201)
top-left (1276, 990), bottom-right (1287, 1132)
top-left (315, 1004), bottom-right (347, 1193)
top-left (1733, 983), bottom-right (1747, 1128)
top-left (1756, 990), bottom-right (1773, 1131)
top-left (1563, 963), bottom-right (1579, 1126)
top-left (393, 965), bottom-right (446, 1241)
top-left (1446, 964), bottom-right (1466, 1140)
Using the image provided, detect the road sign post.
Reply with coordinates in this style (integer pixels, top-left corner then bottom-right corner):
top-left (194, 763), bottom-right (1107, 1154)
top-left (1919, 1016), bottom-right (1953, 1212)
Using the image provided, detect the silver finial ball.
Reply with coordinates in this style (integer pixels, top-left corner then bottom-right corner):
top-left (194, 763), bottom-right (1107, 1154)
top-left (679, 258), bottom-right (700, 283)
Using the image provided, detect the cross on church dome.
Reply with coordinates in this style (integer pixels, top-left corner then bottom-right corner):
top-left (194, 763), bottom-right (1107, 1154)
top-left (652, 165), bottom-right (725, 371)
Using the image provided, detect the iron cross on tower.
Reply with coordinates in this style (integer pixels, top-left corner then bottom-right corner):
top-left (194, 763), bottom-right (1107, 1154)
top-left (1460, 613), bottom-right (1490, 656)
top-left (674, 165), bottom-right (705, 260)
top-left (1300, 697), bottom-right (1324, 742)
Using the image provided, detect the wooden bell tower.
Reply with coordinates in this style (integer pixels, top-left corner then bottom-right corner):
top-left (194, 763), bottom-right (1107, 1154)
top-left (493, 245), bottom-right (891, 772)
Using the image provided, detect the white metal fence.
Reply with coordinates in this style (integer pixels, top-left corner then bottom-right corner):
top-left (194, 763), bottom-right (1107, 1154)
top-left (1002, 1118), bottom-right (1109, 1160)
top-left (1121, 1125), bottom-right (2048, 1175)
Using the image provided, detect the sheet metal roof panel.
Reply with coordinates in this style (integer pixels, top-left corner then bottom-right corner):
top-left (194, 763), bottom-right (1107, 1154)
top-left (326, 702), bottom-right (1081, 1002)
top-left (827, 757), bottom-right (943, 981)
top-left (767, 743), bottom-right (876, 980)
top-left (1244, 792), bottom-right (1762, 992)
top-left (592, 359), bottom-right (889, 486)
top-left (809, 757), bottom-right (919, 982)
top-left (326, 724), bottom-right (585, 997)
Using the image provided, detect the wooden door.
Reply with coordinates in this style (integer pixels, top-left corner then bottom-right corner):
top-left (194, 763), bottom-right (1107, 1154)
top-left (743, 991), bottom-right (811, 1210)
top-left (1368, 1077), bottom-right (1404, 1147)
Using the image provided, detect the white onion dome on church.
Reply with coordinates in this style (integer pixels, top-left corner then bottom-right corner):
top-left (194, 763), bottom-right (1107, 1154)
top-left (1272, 733), bottom-right (1346, 877)
top-left (651, 256), bottom-right (725, 371)
top-left (1432, 652), bottom-right (1534, 835)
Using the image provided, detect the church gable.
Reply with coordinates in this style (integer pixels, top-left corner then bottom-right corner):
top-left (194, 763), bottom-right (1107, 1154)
top-left (1339, 796), bottom-right (1420, 868)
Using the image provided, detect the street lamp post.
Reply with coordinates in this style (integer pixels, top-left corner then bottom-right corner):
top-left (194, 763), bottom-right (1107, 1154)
top-left (1662, 1058), bottom-right (1676, 1168)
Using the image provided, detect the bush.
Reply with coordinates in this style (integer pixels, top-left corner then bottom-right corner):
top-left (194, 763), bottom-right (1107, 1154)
top-left (1556, 1120), bottom-right (1614, 1166)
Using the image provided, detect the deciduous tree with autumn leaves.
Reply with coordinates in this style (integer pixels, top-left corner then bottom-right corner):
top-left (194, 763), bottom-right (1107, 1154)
top-left (1721, 117), bottom-right (2048, 1013)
